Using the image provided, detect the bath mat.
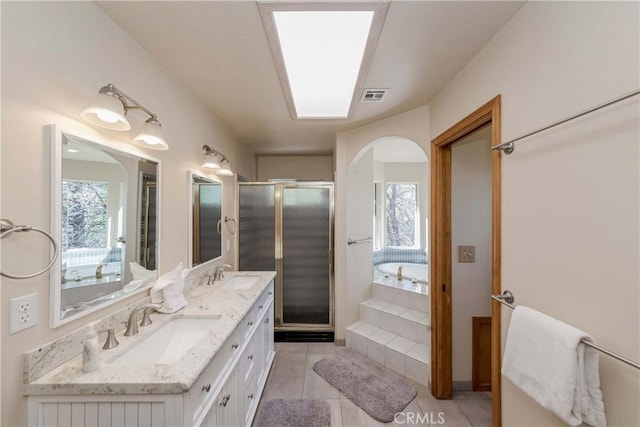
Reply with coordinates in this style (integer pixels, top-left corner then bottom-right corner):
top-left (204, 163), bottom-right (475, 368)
top-left (313, 348), bottom-right (416, 423)
top-left (256, 399), bottom-right (331, 427)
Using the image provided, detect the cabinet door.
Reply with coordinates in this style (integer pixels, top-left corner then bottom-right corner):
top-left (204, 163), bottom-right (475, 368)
top-left (215, 366), bottom-right (239, 427)
top-left (200, 403), bottom-right (217, 427)
top-left (260, 300), bottom-right (275, 385)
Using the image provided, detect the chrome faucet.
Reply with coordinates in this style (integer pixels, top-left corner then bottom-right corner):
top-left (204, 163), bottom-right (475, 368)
top-left (124, 303), bottom-right (162, 336)
top-left (213, 264), bottom-right (232, 281)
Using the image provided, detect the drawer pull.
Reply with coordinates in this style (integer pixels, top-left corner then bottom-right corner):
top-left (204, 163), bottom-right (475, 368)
top-left (258, 305), bottom-right (263, 310)
top-left (248, 354), bottom-right (254, 360)
top-left (220, 394), bottom-right (231, 407)
top-left (268, 291), bottom-right (272, 295)
top-left (264, 318), bottom-right (270, 324)
top-left (232, 343), bottom-right (239, 350)
top-left (202, 384), bottom-right (211, 392)
top-left (248, 393), bottom-right (254, 400)
top-left (247, 321), bottom-right (254, 327)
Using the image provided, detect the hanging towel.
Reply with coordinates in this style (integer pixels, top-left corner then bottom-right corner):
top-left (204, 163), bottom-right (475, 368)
top-left (502, 306), bottom-right (606, 427)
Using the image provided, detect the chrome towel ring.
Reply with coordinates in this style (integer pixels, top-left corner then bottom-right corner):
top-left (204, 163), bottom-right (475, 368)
top-left (0, 219), bottom-right (58, 279)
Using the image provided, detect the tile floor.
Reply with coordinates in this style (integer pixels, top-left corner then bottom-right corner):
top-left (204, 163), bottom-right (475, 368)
top-left (253, 342), bottom-right (491, 427)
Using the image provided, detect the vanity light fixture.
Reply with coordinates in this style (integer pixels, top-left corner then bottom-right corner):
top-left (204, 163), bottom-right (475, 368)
top-left (216, 158), bottom-right (234, 176)
top-left (81, 83), bottom-right (169, 150)
top-left (202, 145), bottom-right (233, 176)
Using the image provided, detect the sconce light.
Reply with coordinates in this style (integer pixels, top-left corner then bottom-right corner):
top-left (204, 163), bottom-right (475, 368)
top-left (81, 83), bottom-right (169, 150)
top-left (202, 145), bottom-right (233, 176)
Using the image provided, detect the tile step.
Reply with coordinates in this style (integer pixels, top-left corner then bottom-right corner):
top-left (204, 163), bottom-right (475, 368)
top-left (346, 320), bottom-right (430, 388)
top-left (360, 298), bottom-right (430, 344)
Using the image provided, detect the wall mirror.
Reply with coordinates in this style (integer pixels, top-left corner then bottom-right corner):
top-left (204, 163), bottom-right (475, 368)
top-left (189, 171), bottom-right (222, 267)
top-left (49, 125), bottom-right (160, 326)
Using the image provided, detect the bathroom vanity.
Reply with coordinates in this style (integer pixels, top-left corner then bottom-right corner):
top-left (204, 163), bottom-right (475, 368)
top-left (25, 272), bottom-right (276, 427)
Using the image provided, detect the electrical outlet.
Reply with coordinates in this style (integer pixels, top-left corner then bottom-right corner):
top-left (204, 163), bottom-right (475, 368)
top-left (9, 293), bottom-right (38, 334)
top-left (458, 245), bottom-right (476, 263)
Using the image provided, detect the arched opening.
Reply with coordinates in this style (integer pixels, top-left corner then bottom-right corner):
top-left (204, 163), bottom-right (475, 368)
top-left (343, 135), bottom-right (431, 388)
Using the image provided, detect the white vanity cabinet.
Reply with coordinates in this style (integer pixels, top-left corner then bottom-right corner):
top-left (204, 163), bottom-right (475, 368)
top-left (27, 280), bottom-right (275, 427)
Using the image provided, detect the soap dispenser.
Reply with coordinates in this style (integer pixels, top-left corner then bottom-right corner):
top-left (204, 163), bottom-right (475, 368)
top-left (82, 323), bottom-right (100, 373)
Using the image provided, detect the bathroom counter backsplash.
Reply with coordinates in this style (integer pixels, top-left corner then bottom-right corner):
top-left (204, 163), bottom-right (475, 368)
top-left (23, 271), bottom-right (276, 396)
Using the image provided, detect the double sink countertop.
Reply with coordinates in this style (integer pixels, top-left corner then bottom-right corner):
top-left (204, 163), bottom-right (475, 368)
top-left (24, 271), bottom-right (276, 396)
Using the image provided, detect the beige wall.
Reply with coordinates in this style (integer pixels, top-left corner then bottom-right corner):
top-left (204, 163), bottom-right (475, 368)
top-left (335, 105), bottom-right (430, 340)
top-left (256, 155), bottom-right (334, 181)
top-left (451, 126), bottom-right (492, 382)
top-left (0, 3), bottom-right (253, 426)
top-left (430, 2), bottom-right (639, 425)
top-left (345, 150), bottom-right (376, 331)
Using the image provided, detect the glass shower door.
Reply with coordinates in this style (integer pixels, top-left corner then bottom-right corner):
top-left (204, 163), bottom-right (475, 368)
top-left (280, 185), bottom-right (333, 327)
top-left (238, 184), bottom-right (276, 271)
top-left (238, 182), bottom-right (334, 331)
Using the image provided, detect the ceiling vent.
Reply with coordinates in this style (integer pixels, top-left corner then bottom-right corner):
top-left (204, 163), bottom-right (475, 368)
top-left (360, 88), bottom-right (388, 103)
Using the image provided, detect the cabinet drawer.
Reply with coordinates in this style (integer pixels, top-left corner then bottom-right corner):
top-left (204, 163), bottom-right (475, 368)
top-left (187, 323), bottom-right (241, 426)
top-left (243, 282), bottom-right (274, 341)
top-left (243, 307), bottom-right (259, 342)
top-left (257, 282), bottom-right (274, 311)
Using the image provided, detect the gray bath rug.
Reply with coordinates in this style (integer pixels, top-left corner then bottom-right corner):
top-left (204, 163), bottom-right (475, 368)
top-left (313, 348), bottom-right (416, 423)
top-left (256, 399), bottom-right (331, 427)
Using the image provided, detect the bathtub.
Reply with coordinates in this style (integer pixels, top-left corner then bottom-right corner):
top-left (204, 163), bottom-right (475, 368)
top-left (376, 262), bottom-right (428, 283)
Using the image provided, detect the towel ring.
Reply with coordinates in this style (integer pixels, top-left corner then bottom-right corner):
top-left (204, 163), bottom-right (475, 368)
top-left (0, 219), bottom-right (59, 279)
top-left (224, 216), bottom-right (237, 235)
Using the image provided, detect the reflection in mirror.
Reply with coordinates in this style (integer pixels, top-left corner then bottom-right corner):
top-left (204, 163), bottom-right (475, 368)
top-left (51, 127), bottom-right (160, 326)
top-left (190, 172), bottom-right (222, 266)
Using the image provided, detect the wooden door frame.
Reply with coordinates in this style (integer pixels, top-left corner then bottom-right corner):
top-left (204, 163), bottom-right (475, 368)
top-left (430, 95), bottom-right (503, 426)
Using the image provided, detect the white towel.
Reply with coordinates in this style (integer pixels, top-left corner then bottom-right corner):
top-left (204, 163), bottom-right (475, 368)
top-left (502, 306), bottom-right (606, 427)
top-left (150, 263), bottom-right (188, 313)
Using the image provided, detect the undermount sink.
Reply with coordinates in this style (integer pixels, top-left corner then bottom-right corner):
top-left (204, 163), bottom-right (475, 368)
top-left (110, 316), bottom-right (220, 365)
top-left (220, 274), bottom-right (262, 290)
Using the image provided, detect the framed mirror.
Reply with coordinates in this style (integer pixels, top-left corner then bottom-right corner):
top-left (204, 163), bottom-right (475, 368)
top-left (188, 171), bottom-right (222, 267)
top-left (49, 125), bottom-right (160, 326)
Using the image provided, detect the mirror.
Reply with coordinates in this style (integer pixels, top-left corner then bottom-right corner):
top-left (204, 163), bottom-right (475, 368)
top-left (50, 126), bottom-right (160, 326)
top-left (189, 171), bottom-right (222, 267)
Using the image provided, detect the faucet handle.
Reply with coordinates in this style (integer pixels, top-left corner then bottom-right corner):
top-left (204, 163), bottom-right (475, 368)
top-left (140, 308), bottom-right (153, 326)
top-left (101, 329), bottom-right (119, 349)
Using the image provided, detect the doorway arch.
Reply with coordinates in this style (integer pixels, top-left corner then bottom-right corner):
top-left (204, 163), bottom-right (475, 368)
top-left (343, 135), bottom-right (429, 343)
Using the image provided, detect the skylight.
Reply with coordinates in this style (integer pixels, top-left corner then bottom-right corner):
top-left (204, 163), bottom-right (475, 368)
top-left (273, 11), bottom-right (374, 119)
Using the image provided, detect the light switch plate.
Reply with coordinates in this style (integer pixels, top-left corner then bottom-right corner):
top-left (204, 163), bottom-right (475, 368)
top-left (458, 245), bottom-right (476, 263)
top-left (9, 293), bottom-right (38, 334)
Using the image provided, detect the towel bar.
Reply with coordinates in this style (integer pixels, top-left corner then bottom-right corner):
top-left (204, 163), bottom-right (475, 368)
top-left (493, 291), bottom-right (640, 370)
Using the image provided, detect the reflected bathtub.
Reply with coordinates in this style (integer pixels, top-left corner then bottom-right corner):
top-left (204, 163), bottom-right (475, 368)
top-left (376, 262), bottom-right (428, 283)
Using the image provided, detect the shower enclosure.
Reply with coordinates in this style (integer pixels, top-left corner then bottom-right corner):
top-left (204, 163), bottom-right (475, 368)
top-left (238, 182), bottom-right (334, 338)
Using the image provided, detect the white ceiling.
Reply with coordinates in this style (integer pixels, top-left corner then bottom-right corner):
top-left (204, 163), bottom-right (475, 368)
top-left (97, 1), bottom-right (524, 155)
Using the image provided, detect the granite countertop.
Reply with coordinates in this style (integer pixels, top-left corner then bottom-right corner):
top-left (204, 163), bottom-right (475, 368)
top-left (24, 271), bottom-right (276, 396)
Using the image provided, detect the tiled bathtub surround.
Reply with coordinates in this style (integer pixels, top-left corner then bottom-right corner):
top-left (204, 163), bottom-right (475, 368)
top-left (22, 264), bottom-right (232, 386)
top-left (62, 247), bottom-right (122, 267)
top-left (372, 247), bottom-right (427, 265)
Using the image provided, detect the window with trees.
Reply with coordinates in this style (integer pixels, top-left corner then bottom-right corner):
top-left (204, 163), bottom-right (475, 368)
top-left (385, 183), bottom-right (418, 248)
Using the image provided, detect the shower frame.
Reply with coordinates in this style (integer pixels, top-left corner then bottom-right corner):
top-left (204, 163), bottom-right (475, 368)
top-left (237, 181), bottom-right (335, 333)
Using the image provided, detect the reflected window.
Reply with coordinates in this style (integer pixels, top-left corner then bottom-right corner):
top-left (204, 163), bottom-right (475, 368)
top-left (385, 183), bottom-right (418, 248)
top-left (62, 180), bottom-right (108, 250)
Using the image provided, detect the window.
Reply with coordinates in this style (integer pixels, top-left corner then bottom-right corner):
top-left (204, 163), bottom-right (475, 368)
top-left (62, 180), bottom-right (108, 250)
top-left (385, 183), bottom-right (418, 248)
